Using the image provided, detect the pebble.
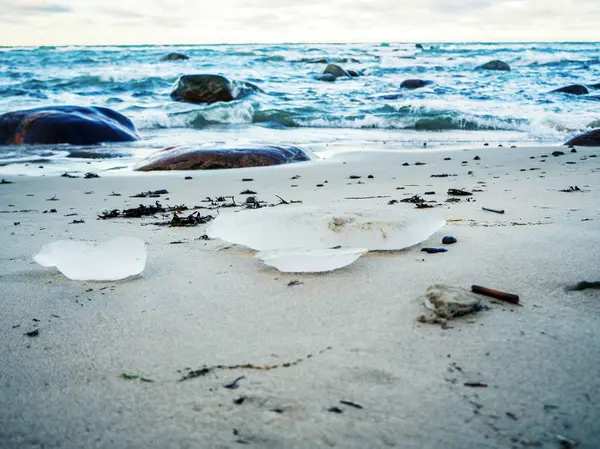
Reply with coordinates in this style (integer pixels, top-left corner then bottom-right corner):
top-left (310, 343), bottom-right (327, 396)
top-left (552, 151), bottom-right (565, 157)
top-left (571, 148), bottom-right (577, 153)
top-left (474, 156), bottom-right (480, 160)
top-left (421, 248), bottom-right (448, 254)
top-left (442, 236), bottom-right (457, 245)
top-left (245, 196), bottom-right (257, 204)
top-left (402, 162), bottom-right (409, 166)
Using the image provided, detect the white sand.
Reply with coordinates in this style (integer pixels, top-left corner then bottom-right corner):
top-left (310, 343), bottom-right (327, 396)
top-left (1, 145), bottom-right (599, 448)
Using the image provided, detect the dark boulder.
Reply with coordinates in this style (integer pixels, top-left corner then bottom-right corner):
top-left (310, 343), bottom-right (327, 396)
top-left (477, 60), bottom-right (511, 71)
top-left (589, 83), bottom-right (600, 89)
top-left (160, 53), bottom-right (189, 61)
top-left (323, 64), bottom-right (350, 79)
top-left (135, 144), bottom-right (311, 171)
top-left (347, 70), bottom-right (361, 77)
top-left (400, 79), bottom-right (432, 89)
top-left (170, 74), bottom-right (262, 104)
top-left (550, 84), bottom-right (589, 95)
top-left (564, 128), bottom-right (600, 147)
top-left (415, 44), bottom-right (424, 49)
top-left (0, 106), bottom-right (139, 146)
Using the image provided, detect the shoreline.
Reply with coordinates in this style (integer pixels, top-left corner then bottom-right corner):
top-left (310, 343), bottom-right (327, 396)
top-left (1, 143), bottom-right (599, 448)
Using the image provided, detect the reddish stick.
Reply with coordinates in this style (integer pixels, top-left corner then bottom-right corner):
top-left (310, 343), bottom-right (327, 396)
top-left (471, 285), bottom-right (520, 305)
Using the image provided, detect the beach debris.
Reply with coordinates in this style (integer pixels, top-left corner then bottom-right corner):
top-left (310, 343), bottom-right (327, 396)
top-left (256, 247), bottom-right (368, 273)
top-left (287, 280), bottom-right (303, 287)
top-left (61, 172), bottom-right (78, 178)
top-left (447, 188), bottom-right (472, 196)
top-left (178, 346), bottom-right (333, 381)
top-left (552, 151), bottom-right (565, 157)
top-left (401, 194), bottom-right (426, 205)
top-left (98, 201), bottom-right (177, 219)
top-left (565, 281), bottom-right (600, 291)
top-left (431, 173), bottom-right (458, 178)
top-left (224, 376), bottom-right (246, 389)
top-left (120, 373), bottom-right (154, 383)
top-left (340, 400), bottom-right (363, 409)
top-left (24, 329), bottom-right (40, 338)
top-left (421, 248), bottom-right (447, 254)
top-left (242, 178), bottom-right (254, 182)
top-left (471, 285), bottom-right (520, 305)
top-left (482, 207), bottom-right (505, 214)
top-left (327, 407), bottom-right (344, 414)
top-left (84, 172), bottom-right (100, 179)
top-left (130, 189), bottom-right (169, 198)
top-left (442, 236), bottom-right (457, 245)
top-left (153, 211), bottom-right (214, 227)
top-left (559, 186), bottom-right (584, 193)
top-left (464, 382), bottom-right (488, 388)
top-left (1, 179), bottom-right (13, 184)
top-left (240, 189), bottom-right (256, 194)
top-left (418, 284), bottom-right (483, 325)
top-left (33, 237), bottom-right (147, 281)
top-left (424, 191), bottom-right (435, 195)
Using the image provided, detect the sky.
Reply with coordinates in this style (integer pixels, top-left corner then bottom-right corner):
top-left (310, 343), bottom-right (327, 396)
top-left (0, 0), bottom-right (598, 46)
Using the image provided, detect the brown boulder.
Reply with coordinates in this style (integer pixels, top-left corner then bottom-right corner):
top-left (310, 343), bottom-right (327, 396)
top-left (135, 144), bottom-right (311, 171)
top-left (564, 129), bottom-right (600, 147)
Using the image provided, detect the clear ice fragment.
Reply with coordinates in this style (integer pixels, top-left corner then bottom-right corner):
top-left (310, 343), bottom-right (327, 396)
top-left (256, 247), bottom-right (367, 273)
top-left (33, 237), bottom-right (147, 281)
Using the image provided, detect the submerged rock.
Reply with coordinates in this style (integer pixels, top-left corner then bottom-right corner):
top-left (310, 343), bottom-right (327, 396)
top-left (564, 128), bottom-right (600, 147)
top-left (170, 74), bottom-right (262, 104)
top-left (0, 106), bottom-right (140, 146)
top-left (400, 79), bottom-right (432, 89)
top-left (317, 73), bottom-right (337, 82)
top-left (160, 52), bottom-right (189, 61)
top-left (550, 84), bottom-right (589, 95)
top-left (477, 60), bottom-right (511, 71)
top-left (415, 43), bottom-right (424, 49)
top-left (322, 64), bottom-right (350, 79)
top-left (135, 144), bottom-right (311, 171)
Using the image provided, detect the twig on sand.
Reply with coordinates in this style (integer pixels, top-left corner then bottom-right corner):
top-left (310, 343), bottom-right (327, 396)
top-left (471, 285), bottom-right (520, 305)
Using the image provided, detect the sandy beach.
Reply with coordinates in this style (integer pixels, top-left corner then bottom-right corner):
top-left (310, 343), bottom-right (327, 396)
top-left (1, 144), bottom-right (599, 448)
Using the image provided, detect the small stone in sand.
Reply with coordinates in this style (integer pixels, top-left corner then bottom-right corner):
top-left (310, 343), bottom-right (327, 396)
top-left (571, 148), bottom-right (577, 153)
top-left (474, 156), bottom-right (480, 160)
top-left (402, 162), bottom-right (409, 166)
top-left (552, 151), bottom-right (565, 157)
top-left (444, 157), bottom-right (451, 161)
top-left (442, 236), bottom-right (457, 245)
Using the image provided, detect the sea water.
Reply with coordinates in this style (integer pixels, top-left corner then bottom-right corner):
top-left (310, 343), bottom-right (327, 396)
top-left (1, 42), bottom-right (599, 175)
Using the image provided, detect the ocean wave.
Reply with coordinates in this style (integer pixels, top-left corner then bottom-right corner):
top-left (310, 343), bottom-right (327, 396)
top-left (129, 101), bottom-right (535, 133)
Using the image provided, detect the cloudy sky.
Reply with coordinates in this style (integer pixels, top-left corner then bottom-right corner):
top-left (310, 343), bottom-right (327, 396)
top-left (1, 0), bottom-right (597, 46)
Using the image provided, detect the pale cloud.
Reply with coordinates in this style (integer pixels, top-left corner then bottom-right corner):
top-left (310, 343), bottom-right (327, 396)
top-left (0, 0), bottom-right (597, 46)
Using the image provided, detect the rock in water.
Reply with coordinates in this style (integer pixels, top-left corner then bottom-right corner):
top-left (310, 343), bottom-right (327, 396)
top-left (322, 64), bottom-right (350, 79)
top-left (170, 74), bottom-right (262, 104)
top-left (477, 60), bottom-right (511, 71)
top-left (400, 79), bottom-right (432, 89)
top-left (550, 84), bottom-right (589, 95)
top-left (33, 237), bottom-right (146, 281)
top-left (134, 144), bottom-right (311, 171)
top-left (206, 205), bottom-right (445, 251)
top-left (564, 128), bottom-right (600, 147)
top-left (0, 106), bottom-right (140, 145)
top-left (160, 52), bottom-right (189, 61)
top-left (256, 248), bottom-right (367, 273)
